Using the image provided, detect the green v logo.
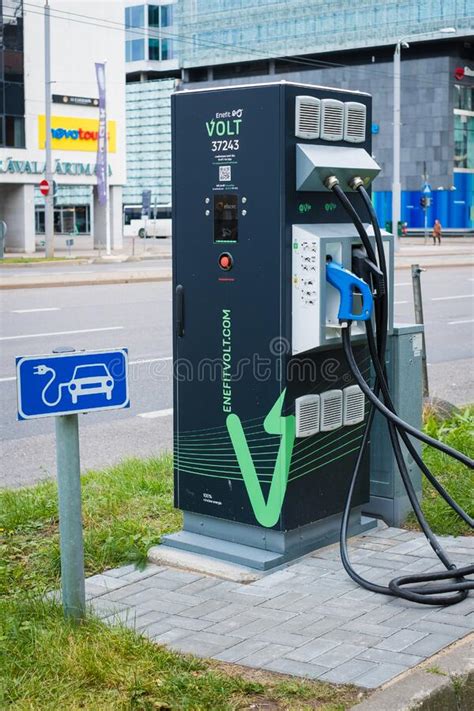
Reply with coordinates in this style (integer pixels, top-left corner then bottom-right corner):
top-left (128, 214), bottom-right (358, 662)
top-left (226, 390), bottom-right (296, 528)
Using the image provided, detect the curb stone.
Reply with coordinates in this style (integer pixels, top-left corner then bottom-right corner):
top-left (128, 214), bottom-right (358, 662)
top-left (0, 272), bottom-right (172, 289)
top-left (351, 633), bottom-right (473, 710)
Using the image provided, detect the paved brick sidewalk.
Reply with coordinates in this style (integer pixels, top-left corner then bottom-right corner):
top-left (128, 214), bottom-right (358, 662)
top-left (86, 527), bottom-right (473, 689)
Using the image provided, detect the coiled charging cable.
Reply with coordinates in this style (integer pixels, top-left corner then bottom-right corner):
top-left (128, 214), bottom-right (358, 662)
top-left (326, 176), bottom-right (473, 606)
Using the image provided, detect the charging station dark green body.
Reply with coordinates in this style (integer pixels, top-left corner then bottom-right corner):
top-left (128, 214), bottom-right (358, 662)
top-left (165, 82), bottom-right (384, 569)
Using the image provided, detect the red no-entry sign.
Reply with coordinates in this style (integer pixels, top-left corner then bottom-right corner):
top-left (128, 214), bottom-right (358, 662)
top-left (39, 179), bottom-right (50, 196)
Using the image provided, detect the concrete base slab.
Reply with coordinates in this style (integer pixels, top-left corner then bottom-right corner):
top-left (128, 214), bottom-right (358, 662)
top-left (161, 511), bottom-right (377, 571)
top-left (148, 544), bottom-right (262, 583)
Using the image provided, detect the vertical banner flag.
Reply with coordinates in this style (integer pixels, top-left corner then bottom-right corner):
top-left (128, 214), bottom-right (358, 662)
top-left (95, 63), bottom-right (107, 206)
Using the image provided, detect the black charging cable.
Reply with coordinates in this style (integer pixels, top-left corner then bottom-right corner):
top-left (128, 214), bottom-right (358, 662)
top-left (327, 177), bottom-right (473, 605)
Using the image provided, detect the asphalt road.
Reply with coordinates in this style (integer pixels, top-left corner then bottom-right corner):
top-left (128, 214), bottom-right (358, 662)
top-left (1, 264), bottom-right (472, 488)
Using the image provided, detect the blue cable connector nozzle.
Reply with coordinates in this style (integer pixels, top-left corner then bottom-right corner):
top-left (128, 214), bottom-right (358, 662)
top-left (326, 260), bottom-right (374, 322)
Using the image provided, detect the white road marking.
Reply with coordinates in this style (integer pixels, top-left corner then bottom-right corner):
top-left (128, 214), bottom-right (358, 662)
top-left (395, 282), bottom-right (411, 287)
top-left (448, 318), bottom-right (474, 325)
top-left (137, 408), bottom-right (173, 419)
top-left (0, 326), bottom-right (123, 341)
top-left (431, 294), bottom-right (473, 302)
top-left (0, 355), bottom-right (171, 385)
top-left (129, 356), bottom-right (172, 365)
top-left (394, 300), bottom-right (409, 305)
top-left (12, 307), bottom-right (61, 314)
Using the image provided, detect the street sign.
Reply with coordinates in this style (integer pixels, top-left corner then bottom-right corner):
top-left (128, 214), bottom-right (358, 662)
top-left (142, 189), bottom-right (152, 216)
top-left (39, 179), bottom-right (50, 196)
top-left (422, 183), bottom-right (432, 194)
top-left (16, 349), bottom-right (129, 420)
top-left (52, 93), bottom-right (99, 107)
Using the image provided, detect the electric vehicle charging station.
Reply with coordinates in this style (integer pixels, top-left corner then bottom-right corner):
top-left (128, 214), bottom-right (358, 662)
top-left (166, 81), bottom-right (385, 568)
top-left (166, 81), bottom-right (473, 603)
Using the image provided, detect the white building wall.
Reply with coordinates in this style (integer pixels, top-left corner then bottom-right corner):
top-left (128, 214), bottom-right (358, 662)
top-left (0, 0), bottom-right (126, 250)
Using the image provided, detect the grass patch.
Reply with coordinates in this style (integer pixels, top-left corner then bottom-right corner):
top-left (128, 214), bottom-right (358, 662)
top-left (0, 256), bottom-right (86, 264)
top-left (0, 597), bottom-right (361, 710)
top-left (406, 406), bottom-right (474, 536)
top-left (0, 455), bottom-right (362, 710)
top-left (1, 455), bottom-right (180, 599)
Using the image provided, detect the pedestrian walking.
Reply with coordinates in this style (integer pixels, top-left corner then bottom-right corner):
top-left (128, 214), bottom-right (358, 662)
top-left (432, 219), bottom-right (442, 245)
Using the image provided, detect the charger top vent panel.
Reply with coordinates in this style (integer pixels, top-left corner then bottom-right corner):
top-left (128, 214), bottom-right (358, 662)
top-left (344, 102), bottom-right (367, 143)
top-left (320, 99), bottom-right (344, 142)
top-left (295, 95), bottom-right (321, 140)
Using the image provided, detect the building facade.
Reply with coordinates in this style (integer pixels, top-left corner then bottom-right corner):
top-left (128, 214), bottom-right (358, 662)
top-left (0, 0), bottom-right (126, 253)
top-left (124, 78), bottom-right (174, 208)
top-left (125, 0), bottom-right (474, 229)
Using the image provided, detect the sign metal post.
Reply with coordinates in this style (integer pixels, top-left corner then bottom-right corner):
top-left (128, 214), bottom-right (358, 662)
top-left (16, 347), bottom-right (129, 621)
top-left (56, 411), bottom-right (86, 620)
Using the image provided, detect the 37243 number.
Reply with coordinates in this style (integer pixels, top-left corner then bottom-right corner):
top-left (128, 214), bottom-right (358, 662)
top-left (211, 139), bottom-right (239, 152)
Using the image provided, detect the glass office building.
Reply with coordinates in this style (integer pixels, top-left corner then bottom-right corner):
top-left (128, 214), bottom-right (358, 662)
top-left (177, 0), bottom-right (472, 70)
top-left (124, 78), bottom-right (175, 207)
top-left (125, 0), bottom-right (474, 228)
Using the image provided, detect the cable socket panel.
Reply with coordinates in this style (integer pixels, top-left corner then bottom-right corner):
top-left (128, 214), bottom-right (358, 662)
top-left (292, 225), bottom-right (367, 355)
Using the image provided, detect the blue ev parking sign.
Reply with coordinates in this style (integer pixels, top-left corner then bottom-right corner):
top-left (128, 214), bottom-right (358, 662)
top-left (16, 349), bottom-right (129, 420)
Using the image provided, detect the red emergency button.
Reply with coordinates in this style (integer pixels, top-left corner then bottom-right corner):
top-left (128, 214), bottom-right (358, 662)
top-left (218, 252), bottom-right (233, 270)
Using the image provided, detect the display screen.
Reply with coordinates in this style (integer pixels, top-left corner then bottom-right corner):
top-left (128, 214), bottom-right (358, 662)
top-left (214, 194), bottom-right (238, 243)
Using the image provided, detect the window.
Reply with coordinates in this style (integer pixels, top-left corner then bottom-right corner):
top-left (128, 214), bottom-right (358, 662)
top-left (5, 81), bottom-right (24, 115)
top-left (148, 5), bottom-right (159, 27)
top-left (125, 5), bottom-right (144, 28)
top-left (4, 115), bottom-right (25, 147)
top-left (126, 39), bottom-right (145, 62)
top-left (161, 39), bottom-right (172, 60)
top-left (3, 49), bottom-right (24, 83)
top-left (161, 5), bottom-right (173, 27)
top-left (148, 38), bottom-right (173, 61)
top-left (454, 85), bottom-right (474, 112)
top-left (149, 38), bottom-right (159, 61)
top-left (35, 206), bottom-right (91, 234)
top-left (1, 0), bottom-right (25, 147)
top-left (454, 114), bottom-right (474, 170)
top-left (148, 3), bottom-right (173, 28)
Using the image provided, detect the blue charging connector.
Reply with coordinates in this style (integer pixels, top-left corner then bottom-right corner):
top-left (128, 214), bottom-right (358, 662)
top-left (326, 260), bottom-right (374, 322)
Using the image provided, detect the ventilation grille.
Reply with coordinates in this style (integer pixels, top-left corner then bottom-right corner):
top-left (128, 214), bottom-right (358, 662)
top-left (295, 394), bottom-right (320, 437)
top-left (320, 389), bottom-right (343, 431)
top-left (295, 95), bottom-right (320, 139)
top-left (343, 385), bottom-right (365, 425)
top-left (320, 99), bottom-right (344, 141)
top-left (344, 102), bottom-right (367, 143)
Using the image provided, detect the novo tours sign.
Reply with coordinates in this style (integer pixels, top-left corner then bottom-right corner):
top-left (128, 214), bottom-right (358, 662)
top-left (38, 115), bottom-right (117, 153)
top-left (0, 157), bottom-right (112, 177)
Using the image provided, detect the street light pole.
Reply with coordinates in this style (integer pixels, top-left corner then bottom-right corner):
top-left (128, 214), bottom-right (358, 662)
top-left (392, 27), bottom-right (456, 251)
top-left (44, 0), bottom-right (54, 258)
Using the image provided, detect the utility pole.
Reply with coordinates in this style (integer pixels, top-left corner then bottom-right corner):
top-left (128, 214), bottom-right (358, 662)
top-left (104, 63), bottom-right (111, 256)
top-left (411, 265), bottom-right (429, 399)
top-left (392, 40), bottom-right (404, 252)
top-left (44, 0), bottom-right (54, 258)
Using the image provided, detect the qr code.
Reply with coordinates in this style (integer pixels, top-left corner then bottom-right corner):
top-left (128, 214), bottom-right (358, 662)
top-left (219, 165), bottom-right (231, 182)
